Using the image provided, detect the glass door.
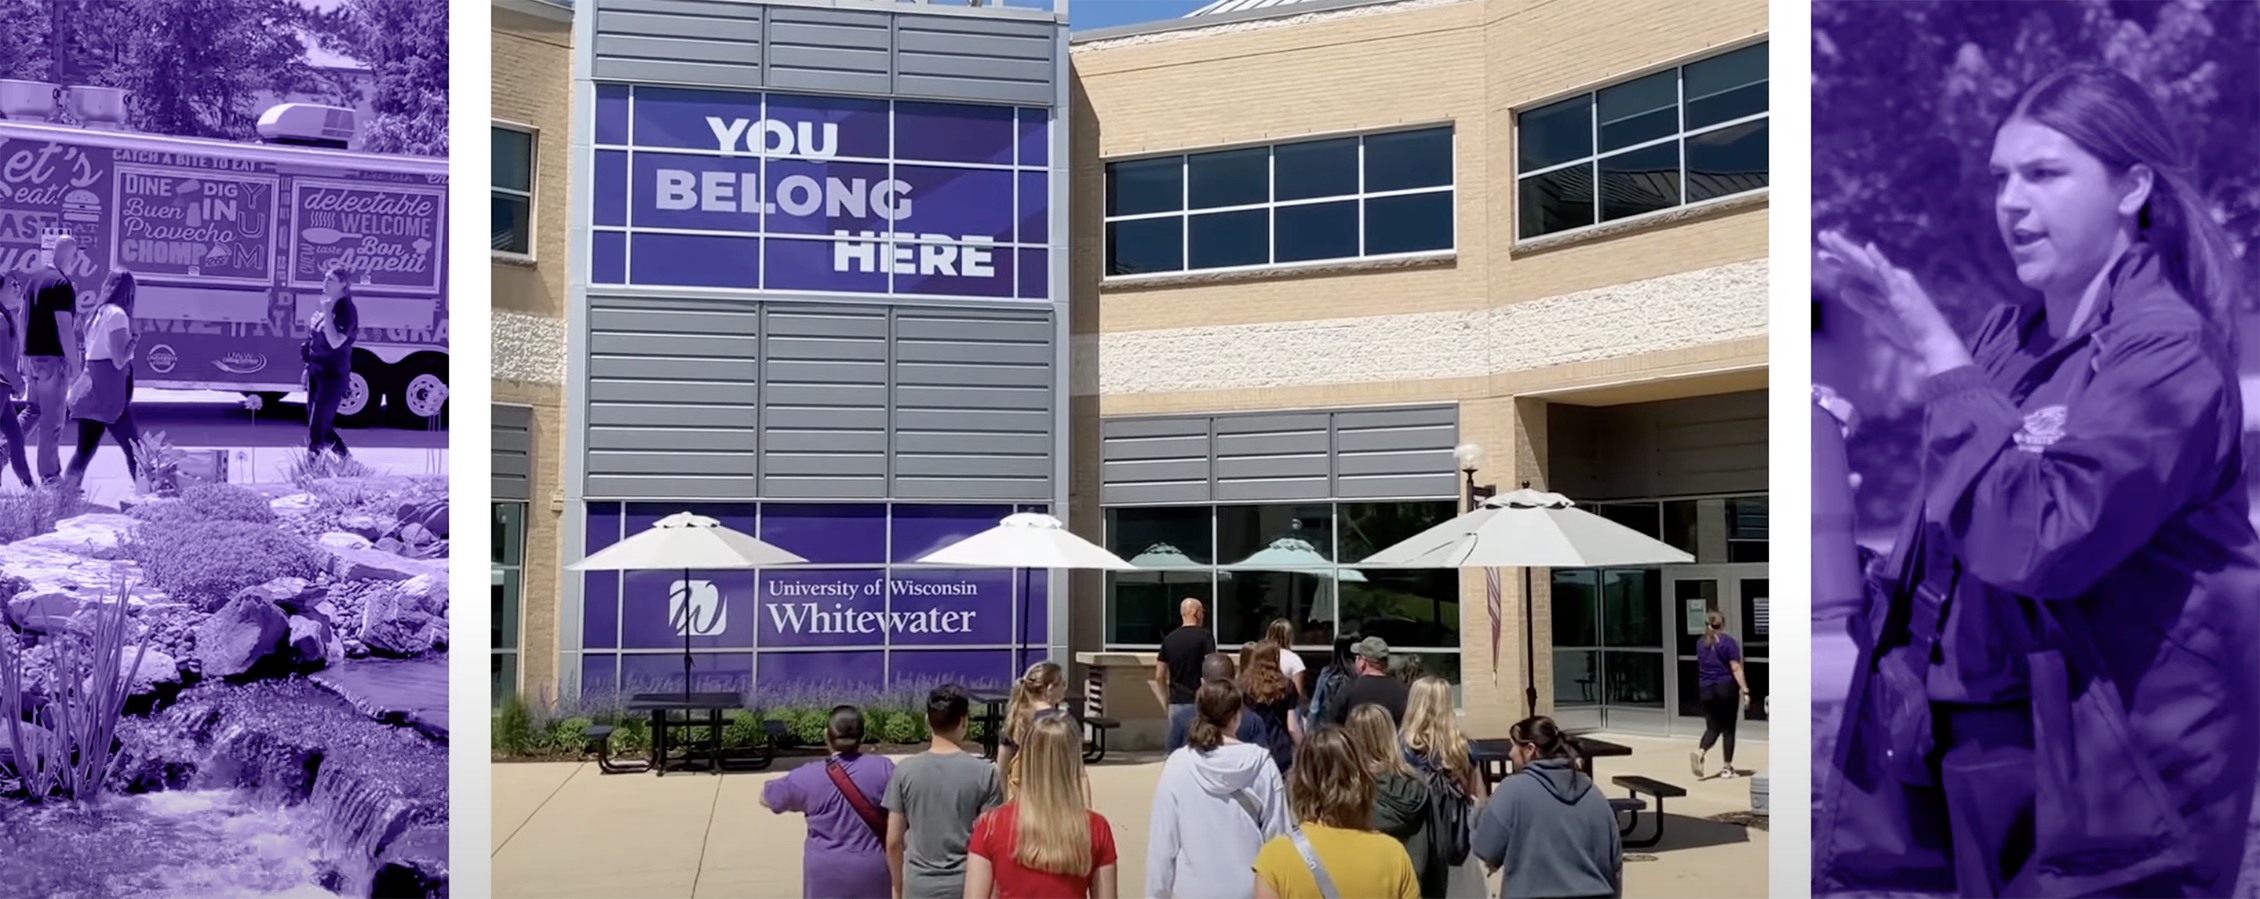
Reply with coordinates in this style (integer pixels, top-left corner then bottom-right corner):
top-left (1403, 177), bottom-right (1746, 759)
top-left (1664, 564), bottom-right (1768, 740)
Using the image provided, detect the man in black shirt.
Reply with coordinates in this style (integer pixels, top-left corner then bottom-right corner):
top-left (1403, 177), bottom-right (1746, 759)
top-left (18, 234), bottom-right (81, 485)
top-left (1152, 597), bottom-right (1215, 753)
top-left (1322, 635), bottom-right (1411, 728)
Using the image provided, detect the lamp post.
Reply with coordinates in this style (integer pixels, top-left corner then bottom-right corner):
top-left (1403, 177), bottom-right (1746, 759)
top-left (1455, 443), bottom-right (1496, 510)
top-left (1455, 443), bottom-right (1544, 717)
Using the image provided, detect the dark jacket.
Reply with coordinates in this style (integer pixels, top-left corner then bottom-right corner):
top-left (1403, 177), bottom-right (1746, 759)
top-left (305, 294), bottom-right (358, 374)
top-left (1472, 759), bottom-right (1621, 899)
top-left (1370, 770), bottom-right (1441, 898)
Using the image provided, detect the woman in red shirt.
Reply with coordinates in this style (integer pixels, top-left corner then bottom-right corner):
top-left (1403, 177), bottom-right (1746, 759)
top-left (964, 715), bottom-right (1119, 899)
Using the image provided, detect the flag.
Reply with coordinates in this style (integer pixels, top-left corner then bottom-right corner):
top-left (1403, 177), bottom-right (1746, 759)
top-left (1485, 566), bottom-right (1503, 686)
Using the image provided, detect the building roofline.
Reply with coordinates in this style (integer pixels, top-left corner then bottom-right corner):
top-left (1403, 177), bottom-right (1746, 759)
top-left (495, 0), bottom-right (574, 25)
top-left (1070, 0), bottom-right (1415, 43)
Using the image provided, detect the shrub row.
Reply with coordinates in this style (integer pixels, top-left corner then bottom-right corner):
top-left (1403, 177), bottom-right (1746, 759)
top-left (491, 702), bottom-right (994, 759)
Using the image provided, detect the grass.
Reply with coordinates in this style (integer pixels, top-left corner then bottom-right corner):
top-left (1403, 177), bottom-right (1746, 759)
top-left (0, 486), bottom-right (88, 545)
top-left (0, 579), bottom-right (148, 804)
top-left (284, 451), bottom-right (375, 489)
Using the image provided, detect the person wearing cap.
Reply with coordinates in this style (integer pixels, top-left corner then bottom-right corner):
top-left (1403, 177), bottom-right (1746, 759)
top-left (1321, 636), bottom-right (1410, 729)
top-left (18, 232), bottom-right (80, 485)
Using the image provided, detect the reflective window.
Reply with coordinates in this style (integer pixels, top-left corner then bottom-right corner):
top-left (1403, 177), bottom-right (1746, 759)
top-left (1102, 126), bottom-right (1454, 276)
top-left (492, 502), bottom-right (526, 706)
top-left (492, 125), bottom-right (535, 256)
top-left (1516, 41), bottom-right (1768, 239)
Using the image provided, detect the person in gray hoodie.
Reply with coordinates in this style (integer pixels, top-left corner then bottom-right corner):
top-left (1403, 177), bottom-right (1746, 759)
top-left (1472, 716), bottom-right (1623, 899)
top-left (1147, 678), bottom-right (1291, 899)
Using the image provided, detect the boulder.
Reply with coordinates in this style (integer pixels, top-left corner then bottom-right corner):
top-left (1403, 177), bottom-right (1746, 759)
top-left (396, 498), bottom-right (447, 538)
top-left (339, 514), bottom-right (386, 542)
top-left (374, 536), bottom-right (405, 556)
top-left (193, 594), bottom-right (288, 679)
top-left (371, 824), bottom-right (448, 898)
top-left (318, 532), bottom-right (373, 552)
top-left (330, 546), bottom-right (439, 583)
top-left (83, 647), bottom-right (181, 699)
top-left (0, 720), bottom-right (54, 774)
top-left (232, 577), bottom-right (325, 616)
top-left (359, 582), bottom-right (437, 657)
top-left (399, 522), bottom-right (434, 547)
top-left (286, 616), bottom-right (343, 671)
top-left (15, 513), bottom-right (140, 556)
top-left (269, 494), bottom-right (317, 517)
top-left (398, 574), bottom-right (447, 617)
top-left (5, 589), bottom-right (85, 634)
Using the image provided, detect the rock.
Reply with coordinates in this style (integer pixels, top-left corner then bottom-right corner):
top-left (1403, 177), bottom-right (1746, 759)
top-left (362, 610), bottom-right (436, 658)
top-left (372, 824), bottom-right (448, 898)
top-left (397, 498), bottom-right (448, 538)
top-left (318, 532), bottom-right (373, 552)
top-left (331, 546), bottom-right (440, 583)
top-left (375, 536), bottom-right (405, 556)
top-left (83, 647), bottom-right (180, 698)
top-left (343, 638), bottom-right (368, 659)
top-left (15, 513), bottom-right (141, 556)
top-left (286, 616), bottom-right (342, 671)
top-left (398, 574), bottom-right (447, 617)
top-left (339, 513), bottom-right (385, 542)
top-left (0, 720), bottom-right (54, 774)
top-left (233, 577), bottom-right (325, 616)
top-left (269, 493), bottom-right (317, 516)
top-left (193, 594), bottom-right (288, 679)
top-left (5, 589), bottom-right (85, 634)
top-left (399, 522), bottom-right (433, 546)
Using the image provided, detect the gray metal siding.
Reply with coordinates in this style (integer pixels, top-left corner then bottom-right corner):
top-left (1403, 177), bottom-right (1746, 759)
top-left (1545, 390), bottom-right (1767, 501)
top-left (1100, 405), bottom-right (1459, 506)
top-left (494, 404), bottom-right (533, 502)
top-left (583, 296), bottom-right (1055, 501)
top-left (589, 0), bottom-right (1059, 106)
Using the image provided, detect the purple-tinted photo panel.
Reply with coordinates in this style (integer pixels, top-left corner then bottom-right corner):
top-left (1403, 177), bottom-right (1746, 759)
top-left (885, 569), bottom-right (1016, 646)
top-left (762, 92), bottom-right (891, 160)
top-left (629, 232), bottom-right (760, 288)
top-left (891, 165), bottom-right (1015, 238)
top-left (759, 569), bottom-right (891, 648)
top-left (595, 82), bottom-right (631, 146)
top-left (630, 151), bottom-right (764, 231)
top-left (582, 502), bottom-right (624, 649)
top-left (761, 159), bottom-right (895, 235)
top-left (618, 569), bottom-right (756, 650)
top-left (763, 236), bottom-right (889, 294)
top-left (890, 649), bottom-right (1017, 688)
top-left (1017, 107), bottom-right (1049, 167)
top-left (760, 503), bottom-right (887, 563)
top-left (592, 150), bottom-right (628, 226)
top-left (629, 85), bottom-right (764, 152)
top-left (581, 654), bottom-right (621, 702)
top-left (591, 230), bottom-right (627, 285)
top-left (759, 651), bottom-right (886, 694)
top-left (1017, 248), bottom-right (1048, 300)
top-left (1017, 171), bottom-right (1048, 244)
top-left (890, 505), bottom-right (1012, 562)
top-left (621, 652), bottom-right (753, 697)
top-left (892, 238), bottom-right (1013, 299)
top-left (1018, 569), bottom-right (1048, 647)
top-left (894, 100), bottom-right (1016, 166)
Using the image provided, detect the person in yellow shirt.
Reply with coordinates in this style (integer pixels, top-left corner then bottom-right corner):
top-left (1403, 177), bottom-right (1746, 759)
top-left (1251, 727), bottom-right (1421, 899)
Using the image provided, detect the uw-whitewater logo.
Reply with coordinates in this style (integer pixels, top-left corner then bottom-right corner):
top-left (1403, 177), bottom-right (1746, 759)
top-left (670, 580), bottom-right (725, 637)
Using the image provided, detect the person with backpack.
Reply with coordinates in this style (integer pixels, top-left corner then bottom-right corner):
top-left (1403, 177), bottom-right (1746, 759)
top-left (883, 685), bottom-right (1003, 899)
top-left (760, 705), bottom-right (896, 899)
top-left (61, 270), bottom-right (142, 492)
top-left (996, 660), bottom-right (1091, 806)
top-left (964, 715), bottom-right (1120, 899)
top-left (1238, 642), bottom-right (1302, 773)
top-left (1251, 727), bottom-right (1420, 899)
top-left (1471, 716), bottom-right (1622, 899)
top-left (0, 273), bottom-right (37, 489)
top-left (1147, 678), bottom-right (1290, 899)
top-left (1304, 633), bottom-right (1357, 733)
top-left (1344, 704), bottom-right (1442, 897)
top-left (1400, 677), bottom-right (1485, 899)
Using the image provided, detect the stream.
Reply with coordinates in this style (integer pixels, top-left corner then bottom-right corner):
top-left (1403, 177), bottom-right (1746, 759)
top-left (0, 666), bottom-right (448, 898)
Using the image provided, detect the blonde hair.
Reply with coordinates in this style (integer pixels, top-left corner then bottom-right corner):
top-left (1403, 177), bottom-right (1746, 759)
top-left (1011, 715), bottom-right (1094, 876)
top-left (1346, 704), bottom-right (1415, 779)
top-left (1400, 676), bottom-right (1472, 782)
top-left (1005, 660), bottom-right (1065, 752)
top-left (1704, 609), bottom-right (1727, 648)
top-left (1288, 728), bottom-right (1375, 830)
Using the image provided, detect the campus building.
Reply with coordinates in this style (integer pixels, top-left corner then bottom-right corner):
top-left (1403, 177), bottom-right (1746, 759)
top-left (493, 0), bottom-right (1769, 743)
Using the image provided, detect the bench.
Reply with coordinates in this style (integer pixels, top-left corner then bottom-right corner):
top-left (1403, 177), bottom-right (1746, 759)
top-left (1609, 775), bottom-right (1687, 849)
top-left (584, 725), bottom-right (649, 775)
top-left (1062, 697), bottom-right (1121, 764)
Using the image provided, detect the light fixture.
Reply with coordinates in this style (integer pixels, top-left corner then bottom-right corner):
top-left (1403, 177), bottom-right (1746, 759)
top-left (1456, 442), bottom-right (1496, 510)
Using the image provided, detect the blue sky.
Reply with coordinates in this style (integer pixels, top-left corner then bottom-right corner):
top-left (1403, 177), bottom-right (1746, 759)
top-left (1051, 0), bottom-right (1215, 32)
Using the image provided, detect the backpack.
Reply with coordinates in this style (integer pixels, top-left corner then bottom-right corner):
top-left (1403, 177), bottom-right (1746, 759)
top-left (1308, 666), bottom-right (1349, 727)
top-left (1413, 751), bottom-right (1475, 867)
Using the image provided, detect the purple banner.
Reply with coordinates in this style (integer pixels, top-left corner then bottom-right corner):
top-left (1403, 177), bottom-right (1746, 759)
top-left (288, 179), bottom-right (444, 292)
top-left (113, 166), bottom-right (278, 283)
top-left (0, 137), bottom-right (113, 279)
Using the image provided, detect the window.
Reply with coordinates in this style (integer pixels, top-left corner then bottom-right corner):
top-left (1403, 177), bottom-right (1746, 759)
top-left (1515, 41), bottom-right (1768, 240)
top-left (492, 124), bottom-right (536, 256)
top-left (493, 502), bottom-right (526, 706)
top-left (1103, 126), bottom-right (1455, 276)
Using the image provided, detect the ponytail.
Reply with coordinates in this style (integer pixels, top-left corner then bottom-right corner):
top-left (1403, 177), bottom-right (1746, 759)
top-left (1187, 678), bottom-right (1241, 753)
top-left (1003, 661), bottom-right (1064, 752)
top-left (2142, 170), bottom-right (2243, 350)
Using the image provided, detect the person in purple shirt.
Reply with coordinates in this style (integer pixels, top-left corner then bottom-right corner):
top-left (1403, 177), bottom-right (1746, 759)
top-left (1813, 64), bottom-right (2260, 898)
top-left (1689, 611), bottom-right (1749, 782)
top-left (761, 706), bottom-right (897, 899)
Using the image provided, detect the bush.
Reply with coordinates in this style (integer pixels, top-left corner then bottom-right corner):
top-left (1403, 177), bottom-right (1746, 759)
top-left (790, 708), bottom-right (829, 747)
top-left (552, 717), bottom-right (593, 754)
top-left (613, 717), bottom-right (650, 755)
top-left (494, 694), bottom-right (537, 756)
top-left (723, 712), bottom-right (764, 750)
top-left (0, 486), bottom-right (86, 544)
top-left (127, 483), bottom-right (275, 526)
top-left (0, 583), bottom-right (148, 803)
top-left (880, 710), bottom-right (918, 745)
top-left (128, 520), bottom-right (327, 607)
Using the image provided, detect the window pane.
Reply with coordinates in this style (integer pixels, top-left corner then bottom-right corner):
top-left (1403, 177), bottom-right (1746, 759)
top-left (1517, 95), bottom-right (1592, 171)
top-left (1550, 569), bottom-right (1600, 648)
top-left (1219, 571), bottom-right (1340, 648)
top-left (1187, 147), bottom-right (1269, 210)
top-left (1338, 501), bottom-right (1461, 649)
top-left (492, 127), bottom-right (533, 191)
top-left (1105, 217), bottom-right (1183, 275)
top-left (1684, 42), bottom-right (1767, 129)
top-left (1741, 577), bottom-right (1770, 659)
top-left (1672, 577), bottom-right (1721, 657)
top-left (493, 567), bottom-right (521, 650)
top-left (1600, 568), bottom-right (1661, 648)
top-left (1106, 157), bottom-right (1183, 216)
top-left (1363, 127), bottom-right (1453, 193)
top-left (1518, 164), bottom-right (1594, 238)
top-left (1599, 140), bottom-right (1680, 222)
top-left (1274, 200), bottom-right (1358, 263)
top-left (1686, 119), bottom-right (1769, 202)
top-left (492, 502), bottom-right (524, 566)
top-left (1105, 505), bottom-right (1217, 645)
top-left (1597, 70), bottom-right (1677, 152)
top-left (1555, 649), bottom-right (1601, 706)
top-left (1602, 651), bottom-right (1664, 707)
top-left (1274, 137), bottom-right (1359, 201)
top-left (1109, 571), bottom-right (1214, 645)
top-left (1590, 502), bottom-right (1661, 541)
top-left (1187, 209), bottom-right (1269, 270)
top-left (1364, 191), bottom-right (1452, 255)
top-left (492, 652), bottom-right (518, 707)
top-left (492, 195), bottom-right (531, 255)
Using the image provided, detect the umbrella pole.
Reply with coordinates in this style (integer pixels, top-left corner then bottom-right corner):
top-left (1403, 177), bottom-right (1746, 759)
top-left (683, 567), bottom-right (693, 707)
top-left (1522, 566), bottom-right (1537, 719)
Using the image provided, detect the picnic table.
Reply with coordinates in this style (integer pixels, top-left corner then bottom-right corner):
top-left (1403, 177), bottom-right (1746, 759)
top-left (1467, 734), bottom-right (1633, 788)
top-left (969, 689), bottom-right (1010, 761)
top-left (626, 691), bottom-right (739, 776)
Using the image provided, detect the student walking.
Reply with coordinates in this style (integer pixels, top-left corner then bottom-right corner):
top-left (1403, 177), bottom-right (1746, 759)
top-left (884, 685), bottom-right (1003, 899)
top-left (1238, 642), bottom-right (1302, 773)
top-left (0, 274), bottom-right (37, 489)
top-left (760, 706), bottom-right (897, 899)
top-left (19, 233), bottom-right (81, 485)
top-left (1147, 678), bottom-right (1290, 899)
top-left (304, 261), bottom-right (360, 458)
top-left (964, 715), bottom-right (1120, 899)
top-left (1321, 636), bottom-right (1410, 728)
top-left (1345, 704), bottom-right (1441, 898)
top-left (1251, 728), bottom-right (1421, 899)
top-left (1471, 717), bottom-right (1622, 899)
top-left (1400, 676), bottom-right (1486, 898)
top-left (1263, 619), bottom-right (1310, 716)
top-left (1155, 598), bottom-right (1216, 753)
top-left (62, 270), bottom-right (141, 491)
top-left (1304, 633), bottom-right (1357, 733)
top-left (1689, 610), bottom-right (1749, 781)
top-left (997, 660), bottom-right (1091, 806)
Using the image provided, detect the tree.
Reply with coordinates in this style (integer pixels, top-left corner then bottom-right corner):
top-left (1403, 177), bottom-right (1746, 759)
top-left (310, 0), bottom-right (446, 157)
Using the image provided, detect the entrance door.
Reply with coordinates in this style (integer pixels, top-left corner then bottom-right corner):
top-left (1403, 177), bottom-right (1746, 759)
top-left (1664, 564), bottom-right (1769, 742)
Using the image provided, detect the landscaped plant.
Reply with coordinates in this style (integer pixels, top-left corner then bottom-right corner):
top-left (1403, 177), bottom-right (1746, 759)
top-left (493, 692), bottom-right (538, 757)
top-left (0, 486), bottom-right (86, 545)
top-left (286, 450), bottom-right (375, 489)
top-left (0, 580), bottom-right (149, 804)
top-left (129, 431), bottom-right (188, 498)
top-left (125, 483), bottom-right (279, 527)
top-left (125, 520), bottom-right (327, 608)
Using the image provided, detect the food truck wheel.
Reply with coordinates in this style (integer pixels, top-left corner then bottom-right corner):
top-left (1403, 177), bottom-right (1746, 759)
top-left (333, 369), bottom-right (381, 429)
top-left (389, 358), bottom-right (449, 427)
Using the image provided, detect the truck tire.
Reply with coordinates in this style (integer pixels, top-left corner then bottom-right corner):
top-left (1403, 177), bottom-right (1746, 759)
top-left (333, 367), bottom-right (383, 430)
top-left (388, 356), bottom-right (448, 428)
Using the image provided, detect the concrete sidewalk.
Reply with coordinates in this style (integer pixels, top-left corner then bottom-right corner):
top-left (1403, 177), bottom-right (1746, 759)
top-left (490, 733), bottom-right (1770, 898)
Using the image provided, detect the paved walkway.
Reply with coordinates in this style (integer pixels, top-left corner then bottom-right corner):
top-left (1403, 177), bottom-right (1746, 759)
top-left (491, 733), bottom-right (1770, 898)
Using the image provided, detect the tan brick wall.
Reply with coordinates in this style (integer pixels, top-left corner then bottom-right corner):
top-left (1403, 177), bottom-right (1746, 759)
top-left (493, 6), bottom-right (572, 703)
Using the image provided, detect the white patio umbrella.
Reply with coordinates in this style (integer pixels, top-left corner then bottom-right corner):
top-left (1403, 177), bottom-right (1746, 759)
top-left (1117, 543), bottom-right (1232, 584)
top-left (912, 512), bottom-right (1137, 683)
top-left (1354, 488), bottom-right (1694, 716)
top-left (566, 511), bottom-right (808, 704)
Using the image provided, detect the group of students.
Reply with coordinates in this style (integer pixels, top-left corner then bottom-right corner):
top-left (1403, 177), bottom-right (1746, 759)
top-left (763, 650), bottom-right (1627, 898)
top-left (0, 235), bottom-right (362, 493)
